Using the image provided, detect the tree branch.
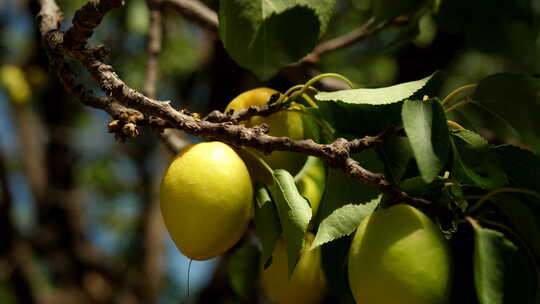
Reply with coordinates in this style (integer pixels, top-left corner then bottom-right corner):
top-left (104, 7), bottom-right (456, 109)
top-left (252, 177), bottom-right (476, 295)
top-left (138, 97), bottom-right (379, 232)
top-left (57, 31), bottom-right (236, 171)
top-left (37, 0), bottom-right (437, 211)
top-left (63, 0), bottom-right (123, 50)
top-left (299, 17), bottom-right (408, 65)
top-left (162, 0), bottom-right (219, 30)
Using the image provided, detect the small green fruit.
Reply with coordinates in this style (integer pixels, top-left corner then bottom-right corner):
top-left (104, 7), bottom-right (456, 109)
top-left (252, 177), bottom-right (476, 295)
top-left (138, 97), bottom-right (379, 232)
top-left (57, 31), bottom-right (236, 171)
top-left (348, 204), bottom-right (452, 304)
top-left (261, 233), bottom-right (326, 304)
top-left (160, 142), bottom-right (253, 260)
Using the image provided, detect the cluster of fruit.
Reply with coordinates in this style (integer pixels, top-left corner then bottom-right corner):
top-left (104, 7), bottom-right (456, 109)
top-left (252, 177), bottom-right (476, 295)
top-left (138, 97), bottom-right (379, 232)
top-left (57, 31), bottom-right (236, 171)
top-left (159, 88), bottom-right (452, 303)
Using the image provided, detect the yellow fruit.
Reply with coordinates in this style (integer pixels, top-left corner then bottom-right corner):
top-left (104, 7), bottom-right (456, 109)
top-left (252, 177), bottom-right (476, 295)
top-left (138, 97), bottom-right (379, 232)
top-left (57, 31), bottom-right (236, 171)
top-left (348, 204), bottom-right (452, 304)
top-left (261, 234), bottom-right (326, 304)
top-left (226, 88), bottom-right (312, 179)
top-left (0, 64), bottom-right (31, 104)
top-left (160, 142), bottom-right (253, 260)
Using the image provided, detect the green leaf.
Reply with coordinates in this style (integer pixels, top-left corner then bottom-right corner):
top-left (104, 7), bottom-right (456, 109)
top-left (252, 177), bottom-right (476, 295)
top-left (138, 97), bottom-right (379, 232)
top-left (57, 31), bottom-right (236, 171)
top-left (321, 236), bottom-right (355, 301)
top-left (472, 74), bottom-right (540, 153)
top-left (450, 134), bottom-right (508, 190)
top-left (315, 72), bottom-right (439, 105)
top-left (438, 1), bottom-right (537, 61)
top-left (312, 196), bottom-right (380, 249)
top-left (227, 239), bottom-right (260, 299)
top-left (313, 101), bottom-right (403, 138)
top-left (399, 176), bottom-right (445, 197)
top-left (472, 223), bottom-right (536, 304)
top-left (378, 136), bottom-right (415, 184)
top-left (402, 99), bottom-right (449, 182)
top-left (219, 0), bottom-right (336, 79)
top-left (491, 194), bottom-right (540, 263)
top-left (254, 183), bottom-right (282, 267)
top-left (268, 169), bottom-right (312, 276)
top-left (315, 149), bottom-right (383, 226)
top-left (493, 145), bottom-right (540, 193)
top-left (451, 129), bottom-right (488, 149)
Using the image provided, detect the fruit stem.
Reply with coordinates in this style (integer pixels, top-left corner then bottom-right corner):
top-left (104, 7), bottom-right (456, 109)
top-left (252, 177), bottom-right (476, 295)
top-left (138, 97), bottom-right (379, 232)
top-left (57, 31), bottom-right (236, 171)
top-left (441, 83), bottom-right (478, 106)
top-left (290, 73), bottom-right (355, 101)
top-left (445, 98), bottom-right (471, 113)
top-left (300, 93), bottom-right (319, 108)
top-left (467, 187), bottom-right (540, 214)
top-left (283, 84), bottom-right (319, 97)
top-left (447, 120), bottom-right (465, 130)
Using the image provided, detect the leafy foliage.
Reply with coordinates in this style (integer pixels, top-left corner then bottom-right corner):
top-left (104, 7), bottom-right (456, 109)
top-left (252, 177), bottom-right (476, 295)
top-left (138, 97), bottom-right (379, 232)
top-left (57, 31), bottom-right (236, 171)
top-left (471, 222), bottom-right (536, 304)
top-left (219, 0), bottom-right (336, 79)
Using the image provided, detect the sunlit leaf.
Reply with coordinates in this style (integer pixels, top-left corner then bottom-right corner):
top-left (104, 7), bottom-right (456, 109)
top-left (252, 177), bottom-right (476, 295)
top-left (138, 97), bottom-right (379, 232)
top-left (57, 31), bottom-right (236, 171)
top-left (402, 98), bottom-right (449, 182)
top-left (312, 196), bottom-right (380, 249)
top-left (268, 169), bottom-right (312, 276)
top-left (315, 72), bottom-right (440, 105)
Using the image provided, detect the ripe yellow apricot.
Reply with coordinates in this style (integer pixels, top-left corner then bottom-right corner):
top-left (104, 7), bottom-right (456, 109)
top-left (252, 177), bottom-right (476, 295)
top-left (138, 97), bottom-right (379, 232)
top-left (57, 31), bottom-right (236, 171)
top-left (261, 234), bottom-right (326, 304)
top-left (348, 204), bottom-right (452, 304)
top-left (225, 88), bottom-right (312, 178)
top-left (160, 142), bottom-right (253, 260)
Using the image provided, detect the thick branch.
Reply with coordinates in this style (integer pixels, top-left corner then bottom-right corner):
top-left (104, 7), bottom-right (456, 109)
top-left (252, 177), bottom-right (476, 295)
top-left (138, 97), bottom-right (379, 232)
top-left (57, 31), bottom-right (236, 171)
top-left (74, 54), bottom-right (433, 208)
top-left (38, 0), bottom-right (436, 211)
top-left (63, 0), bottom-right (123, 50)
top-left (162, 0), bottom-right (218, 30)
top-left (37, 0), bottom-right (62, 34)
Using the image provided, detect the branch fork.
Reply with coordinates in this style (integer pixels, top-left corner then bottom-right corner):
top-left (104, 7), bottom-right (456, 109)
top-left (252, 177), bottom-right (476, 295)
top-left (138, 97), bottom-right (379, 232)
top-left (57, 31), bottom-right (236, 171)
top-left (37, 0), bottom-right (437, 211)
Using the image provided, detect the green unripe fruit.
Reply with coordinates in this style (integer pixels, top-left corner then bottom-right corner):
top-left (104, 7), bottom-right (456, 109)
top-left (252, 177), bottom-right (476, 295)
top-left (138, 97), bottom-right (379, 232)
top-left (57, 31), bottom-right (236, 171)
top-left (295, 156), bottom-right (326, 216)
top-left (261, 234), bottom-right (326, 304)
top-left (348, 204), bottom-right (452, 304)
top-left (160, 142), bottom-right (253, 260)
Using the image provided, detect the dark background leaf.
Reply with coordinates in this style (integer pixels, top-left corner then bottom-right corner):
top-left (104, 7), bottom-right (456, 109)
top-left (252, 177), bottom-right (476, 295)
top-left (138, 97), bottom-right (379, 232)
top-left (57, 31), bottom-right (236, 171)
top-left (472, 74), bottom-right (540, 153)
top-left (494, 145), bottom-right (540, 193)
top-left (472, 224), bottom-right (536, 304)
top-left (254, 184), bottom-right (282, 267)
top-left (219, 0), bottom-right (336, 79)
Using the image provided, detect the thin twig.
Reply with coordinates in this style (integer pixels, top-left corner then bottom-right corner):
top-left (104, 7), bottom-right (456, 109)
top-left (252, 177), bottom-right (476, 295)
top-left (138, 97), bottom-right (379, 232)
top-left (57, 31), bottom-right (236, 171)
top-left (299, 17), bottom-right (405, 65)
top-left (162, 0), bottom-right (218, 30)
